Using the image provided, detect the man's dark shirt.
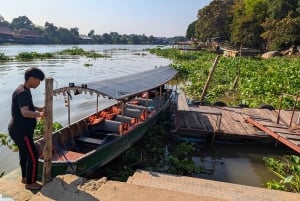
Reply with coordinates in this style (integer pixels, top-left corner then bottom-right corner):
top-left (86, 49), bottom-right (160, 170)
top-left (8, 84), bottom-right (37, 136)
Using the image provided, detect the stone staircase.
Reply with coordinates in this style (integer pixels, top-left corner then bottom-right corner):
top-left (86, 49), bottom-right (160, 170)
top-left (127, 169), bottom-right (300, 201)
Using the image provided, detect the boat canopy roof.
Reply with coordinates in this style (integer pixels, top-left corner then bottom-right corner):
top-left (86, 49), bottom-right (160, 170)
top-left (53, 66), bottom-right (177, 100)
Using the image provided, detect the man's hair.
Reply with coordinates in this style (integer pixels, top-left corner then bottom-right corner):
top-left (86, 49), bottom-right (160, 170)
top-left (25, 67), bottom-right (45, 81)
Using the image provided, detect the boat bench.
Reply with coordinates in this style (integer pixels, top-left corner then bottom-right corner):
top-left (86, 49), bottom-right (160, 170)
top-left (124, 108), bottom-right (143, 119)
top-left (90, 119), bottom-right (122, 134)
top-left (132, 98), bottom-right (155, 107)
top-left (75, 136), bottom-right (104, 145)
top-left (126, 103), bottom-right (148, 110)
top-left (115, 115), bottom-right (136, 124)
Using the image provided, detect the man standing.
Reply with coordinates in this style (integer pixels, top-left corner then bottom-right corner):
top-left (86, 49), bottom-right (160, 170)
top-left (8, 67), bottom-right (45, 190)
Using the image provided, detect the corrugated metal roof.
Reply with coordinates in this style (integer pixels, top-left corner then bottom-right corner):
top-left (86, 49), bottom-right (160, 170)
top-left (53, 66), bottom-right (177, 100)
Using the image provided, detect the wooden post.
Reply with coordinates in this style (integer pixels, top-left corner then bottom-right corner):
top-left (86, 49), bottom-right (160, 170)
top-left (67, 94), bottom-right (70, 126)
top-left (42, 77), bottom-right (53, 184)
top-left (200, 55), bottom-right (220, 102)
top-left (289, 92), bottom-right (299, 128)
top-left (276, 94), bottom-right (284, 124)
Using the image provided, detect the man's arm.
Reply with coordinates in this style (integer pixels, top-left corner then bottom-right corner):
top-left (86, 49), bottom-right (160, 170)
top-left (20, 106), bottom-right (44, 118)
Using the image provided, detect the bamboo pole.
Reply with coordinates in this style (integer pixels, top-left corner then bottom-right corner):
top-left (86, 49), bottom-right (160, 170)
top-left (200, 55), bottom-right (220, 102)
top-left (42, 77), bottom-right (53, 184)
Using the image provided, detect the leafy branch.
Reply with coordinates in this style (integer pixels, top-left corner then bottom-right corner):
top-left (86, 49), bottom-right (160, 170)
top-left (264, 155), bottom-right (300, 193)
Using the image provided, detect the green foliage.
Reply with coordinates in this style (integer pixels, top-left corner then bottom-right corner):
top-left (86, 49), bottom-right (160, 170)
top-left (0, 52), bottom-right (10, 61)
top-left (186, 21), bottom-right (197, 39)
top-left (267, 0), bottom-right (300, 20)
top-left (195, 0), bottom-right (233, 41)
top-left (1, 14), bottom-right (176, 45)
top-left (264, 155), bottom-right (300, 193)
top-left (84, 63), bottom-right (93, 67)
top-left (230, 0), bottom-right (267, 48)
top-left (10, 15), bottom-right (34, 31)
top-left (15, 52), bottom-right (53, 60)
top-left (261, 15), bottom-right (300, 50)
top-left (167, 142), bottom-right (201, 175)
top-left (150, 48), bottom-right (300, 109)
top-left (34, 119), bottom-right (63, 139)
top-left (59, 47), bottom-right (109, 58)
top-left (102, 120), bottom-right (202, 181)
top-left (194, 0), bottom-right (300, 50)
top-left (0, 133), bottom-right (18, 151)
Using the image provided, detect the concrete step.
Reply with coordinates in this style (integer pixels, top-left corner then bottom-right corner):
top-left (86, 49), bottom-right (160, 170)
top-left (127, 169), bottom-right (300, 201)
top-left (29, 174), bottom-right (222, 201)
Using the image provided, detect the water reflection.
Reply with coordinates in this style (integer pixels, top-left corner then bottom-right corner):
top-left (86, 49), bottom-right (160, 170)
top-left (192, 143), bottom-right (294, 187)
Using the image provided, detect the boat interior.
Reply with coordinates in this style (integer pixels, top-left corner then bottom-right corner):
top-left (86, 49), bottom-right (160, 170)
top-left (35, 89), bottom-right (170, 162)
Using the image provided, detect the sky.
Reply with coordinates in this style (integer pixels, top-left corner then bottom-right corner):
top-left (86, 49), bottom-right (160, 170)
top-left (0, 0), bottom-right (212, 37)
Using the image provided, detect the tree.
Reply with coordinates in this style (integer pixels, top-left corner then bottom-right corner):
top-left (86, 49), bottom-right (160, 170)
top-left (70, 27), bottom-right (79, 37)
top-left (43, 22), bottom-right (58, 43)
top-left (88, 29), bottom-right (95, 37)
top-left (102, 33), bottom-right (112, 44)
top-left (266, 0), bottom-right (300, 20)
top-left (195, 0), bottom-right (234, 41)
top-left (261, 1), bottom-right (300, 50)
top-left (186, 21), bottom-right (196, 40)
top-left (261, 14), bottom-right (300, 50)
top-left (0, 15), bottom-right (9, 26)
top-left (230, 0), bottom-right (268, 49)
top-left (10, 15), bottom-right (34, 31)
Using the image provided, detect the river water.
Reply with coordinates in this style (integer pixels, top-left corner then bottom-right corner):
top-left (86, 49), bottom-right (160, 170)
top-left (0, 44), bottom-right (293, 188)
top-left (0, 44), bottom-right (170, 174)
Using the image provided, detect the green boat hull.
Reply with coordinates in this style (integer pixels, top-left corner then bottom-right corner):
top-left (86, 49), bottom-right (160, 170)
top-left (37, 98), bottom-right (171, 179)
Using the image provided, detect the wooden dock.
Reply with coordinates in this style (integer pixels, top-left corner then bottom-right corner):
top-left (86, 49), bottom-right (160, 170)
top-left (175, 93), bottom-right (300, 152)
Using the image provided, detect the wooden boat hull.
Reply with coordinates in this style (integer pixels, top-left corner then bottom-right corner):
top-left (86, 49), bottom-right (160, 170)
top-left (36, 96), bottom-right (171, 179)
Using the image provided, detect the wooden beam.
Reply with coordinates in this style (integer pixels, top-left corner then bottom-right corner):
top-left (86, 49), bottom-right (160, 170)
top-left (246, 117), bottom-right (300, 153)
top-left (42, 77), bottom-right (53, 184)
top-left (200, 55), bottom-right (220, 102)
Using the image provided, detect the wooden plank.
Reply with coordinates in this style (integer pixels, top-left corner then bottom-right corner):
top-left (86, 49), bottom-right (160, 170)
top-left (177, 92), bottom-right (189, 111)
top-left (193, 112), bottom-right (204, 129)
top-left (258, 121), bottom-right (289, 128)
top-left (190, 112), bottom-right (201, 129)
top-left (221, 110), bottom-right (241, 134)
top-left (227, 112), bottom-right (251, 135)
top-left (215, 111), bottom-right (231, 134)
top-left (198, 113), bottom-right (215, 132)
top-left (246, 117), bottom-right (300, 153)
top-left (286, 139), bottom-right (300, 146)
top-left (182, 113), bottom-right (191, 129)
top-left (285, 135), bottom-right (300, 141)
top-left (266, 127), bottom-right (298, 135)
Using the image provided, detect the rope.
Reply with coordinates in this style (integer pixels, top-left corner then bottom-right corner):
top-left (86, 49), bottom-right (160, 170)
top-left (52, 141), bottom-right (76, 173)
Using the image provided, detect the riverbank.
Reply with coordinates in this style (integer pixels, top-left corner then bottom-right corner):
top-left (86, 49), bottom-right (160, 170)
top-left (1, 168), bottom-right (299, 201)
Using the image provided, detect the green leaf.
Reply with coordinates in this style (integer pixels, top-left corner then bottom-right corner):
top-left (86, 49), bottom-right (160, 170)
top-left (291, 155), bottom-right (300, 164)
top-left (283, 175), bottom-right (294, 184)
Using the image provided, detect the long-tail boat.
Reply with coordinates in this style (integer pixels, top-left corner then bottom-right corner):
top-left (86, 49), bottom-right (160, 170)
top-left (35, 66), bottom-right (177, 179)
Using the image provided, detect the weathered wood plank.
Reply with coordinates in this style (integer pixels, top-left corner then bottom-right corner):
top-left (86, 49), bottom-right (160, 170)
top-left (198, 113), bottom-right (215, 132)
top-left (266, 127), bottom-right (298, 135)
top-left (43, 78), bottom-right (53, 185)
top-left (177, 92), bottom-right (189, 111)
